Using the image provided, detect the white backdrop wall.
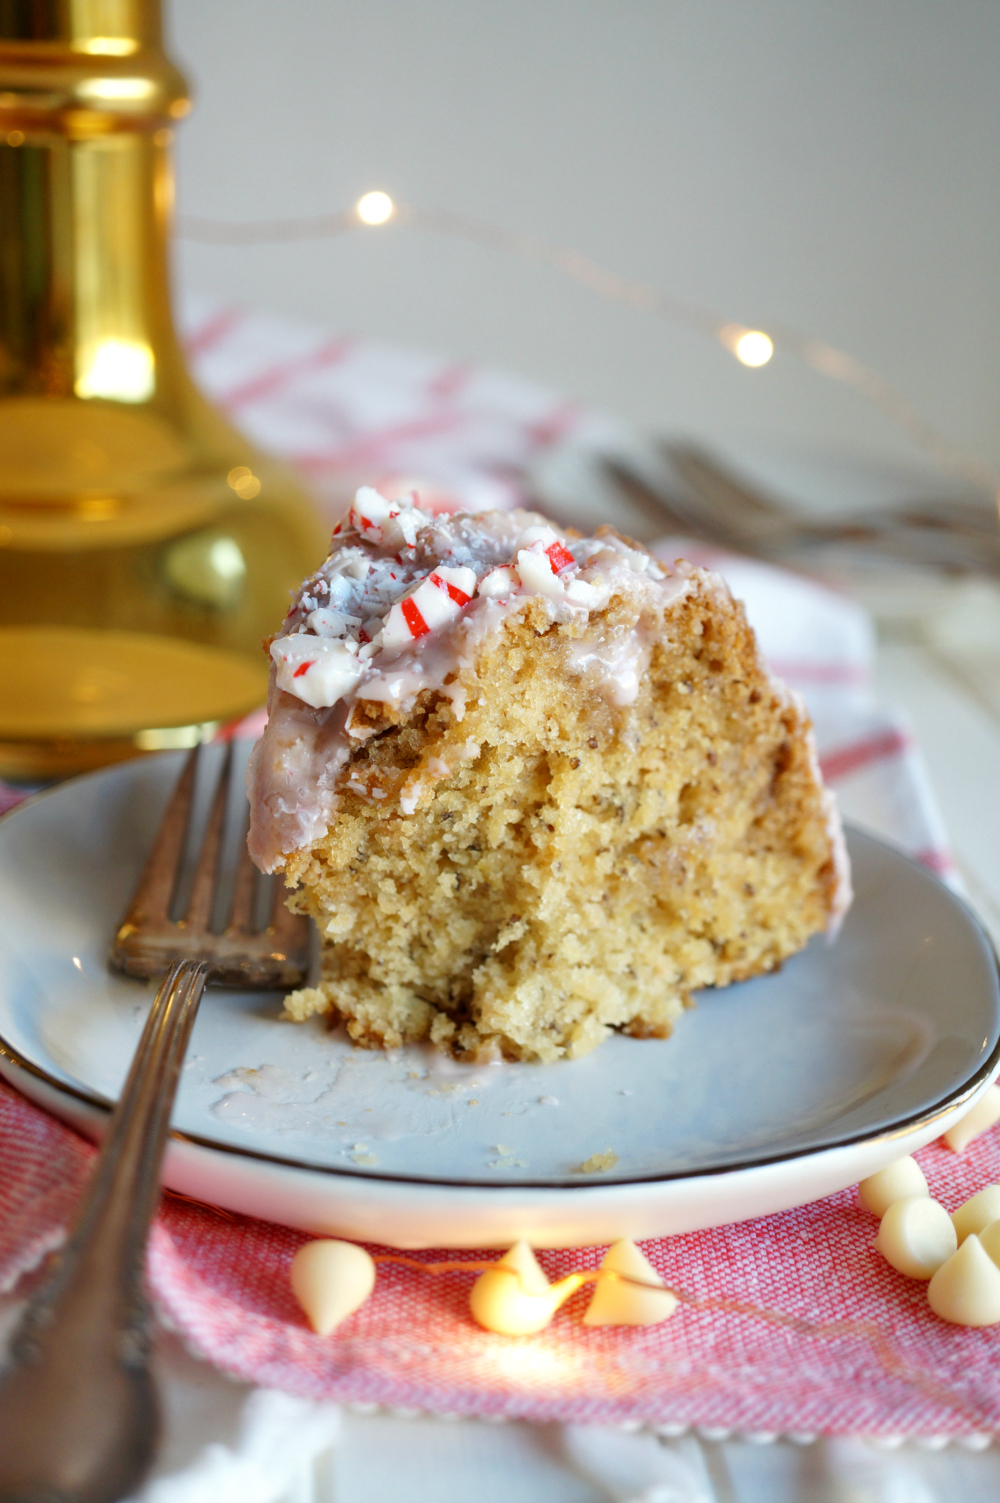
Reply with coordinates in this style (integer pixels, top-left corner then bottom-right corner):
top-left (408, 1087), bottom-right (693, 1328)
top-left (170, 1), bottom-right (1000, 485)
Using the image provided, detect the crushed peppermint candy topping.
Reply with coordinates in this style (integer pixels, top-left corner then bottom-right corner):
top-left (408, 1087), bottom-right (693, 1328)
top-left (268, 489), bottom-right (667, 710)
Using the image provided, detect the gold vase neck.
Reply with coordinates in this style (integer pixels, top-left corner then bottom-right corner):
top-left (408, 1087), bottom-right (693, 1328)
top-left (0, 0), bottom-right (188, 134)
top-left (2, 0), bottom-right (164, 48)
top-left (1, 1), bottom-right (196, 439)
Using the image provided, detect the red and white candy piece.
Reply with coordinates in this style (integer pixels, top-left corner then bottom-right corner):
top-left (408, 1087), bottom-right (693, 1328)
top-left (564, 574), bottom-right (601, 606)
top-left (514, 524), bottom-right (581, 600)
top-left (477, 565), bottom-right (519, 599)
top-left (270, 633), bottom-right (364, 709)
top-left (336, 486), bottom-right (417, 547)
top-left (381, 564), bottom-right (477, 650)
top-left (307, 607), bottom-right (361, 638)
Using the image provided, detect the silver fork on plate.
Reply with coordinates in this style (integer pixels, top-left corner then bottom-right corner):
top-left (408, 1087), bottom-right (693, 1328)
top-left (0, 744), bottom-right (309, 1503)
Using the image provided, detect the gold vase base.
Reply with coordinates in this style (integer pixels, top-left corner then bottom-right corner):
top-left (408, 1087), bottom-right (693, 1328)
top-left (0, 626), bottom-right (267, 780)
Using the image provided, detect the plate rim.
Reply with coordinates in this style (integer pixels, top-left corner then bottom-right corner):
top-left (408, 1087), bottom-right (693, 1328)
top-left (1, 756), bottom-right (998, 1194)
top-left (1, 1016), bottom-right (998, 1194)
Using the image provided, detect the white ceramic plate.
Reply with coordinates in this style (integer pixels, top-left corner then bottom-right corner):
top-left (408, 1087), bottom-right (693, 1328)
top-left (0, 751), bottom-right (997, 1249)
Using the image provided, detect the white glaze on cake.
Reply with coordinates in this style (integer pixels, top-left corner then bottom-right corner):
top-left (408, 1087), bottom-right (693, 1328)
top-left (247, 492), bottom-right (686, 872)
top-left (247, 489), bottom-right (852, 941)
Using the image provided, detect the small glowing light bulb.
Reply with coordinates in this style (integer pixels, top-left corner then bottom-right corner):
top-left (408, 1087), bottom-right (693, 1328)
top-left (356, 191), bottom-right (395, 225)
top-left (733, 330), bottom-right (774, 367)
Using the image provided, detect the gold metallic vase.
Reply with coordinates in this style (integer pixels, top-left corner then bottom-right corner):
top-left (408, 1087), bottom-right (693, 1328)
top-left (0, 0), bottom-right (326, 778)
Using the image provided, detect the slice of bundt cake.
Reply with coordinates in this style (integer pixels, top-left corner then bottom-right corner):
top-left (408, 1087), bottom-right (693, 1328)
top-left (247, 488), bottom-right (850, 1062)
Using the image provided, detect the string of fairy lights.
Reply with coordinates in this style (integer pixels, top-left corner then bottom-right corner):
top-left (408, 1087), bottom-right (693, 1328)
top-left (178, 191), bottom-right (1000, 499)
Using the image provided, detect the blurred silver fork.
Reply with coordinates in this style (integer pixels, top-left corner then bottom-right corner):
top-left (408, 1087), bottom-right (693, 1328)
top-left (0, 745), bottom-right (309, 1503)
top-left (598, 442), bottom-right (1000, 576)
top-left (0, 960), bottom-right (206, 1503)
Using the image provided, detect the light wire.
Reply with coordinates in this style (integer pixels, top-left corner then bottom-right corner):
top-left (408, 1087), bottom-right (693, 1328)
top-left (177, 200), bottom-right (1000, 498)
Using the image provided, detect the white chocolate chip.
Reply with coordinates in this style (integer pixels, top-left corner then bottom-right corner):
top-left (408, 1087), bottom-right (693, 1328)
top-left (468, 1241), bottom-right (581, 1336)
top-left (289, 1239), bottom-right (376, 1335)
top-left (977, 1219), bottom-right (1000, 1266)
top-left (873, 1196), bottom-right (957, 1280)
top-left (943, 1086), bottom-right (1000, 1153)
top-left (951, 1184), bottom-right (1000, 1244)
top-left (582, 1239), bottom-right (678, 1327)
top-left (928, 1235), bottom-right (1000, 1326)
top-left (858, 1156), bottom-right (928, 1218)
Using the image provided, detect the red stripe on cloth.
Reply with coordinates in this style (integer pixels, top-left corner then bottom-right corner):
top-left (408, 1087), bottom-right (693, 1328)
top-left (219, 334), bottom-right (355, 410)
top-left (183, 306), bottom-right (246, 358)
top-left (214, 708), bottom-right (268, 743)
top-left (292, 411), bottom-right (466, 473)
top-left (819, 729), bottom-right (911, 783)
top-left (0, 783), bottom-right (28, 817)
top-left (526, 401), bottom-right (581, 449)
top-left (425, 361), bottom-right (472, 401)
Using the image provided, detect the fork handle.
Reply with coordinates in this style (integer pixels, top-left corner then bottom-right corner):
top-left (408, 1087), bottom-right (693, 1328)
top-left (0, 961), bottom-right (207, 1503)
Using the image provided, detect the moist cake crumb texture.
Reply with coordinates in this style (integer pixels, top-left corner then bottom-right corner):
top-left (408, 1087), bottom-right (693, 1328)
top-left (248, 489), bottom-right (851, 1063)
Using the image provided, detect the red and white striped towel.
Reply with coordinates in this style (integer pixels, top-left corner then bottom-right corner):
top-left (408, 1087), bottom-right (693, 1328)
top-left (3, 1078), bottom-right (1000, 1438)
top-left (0, 302), bottom-right (970, 1438)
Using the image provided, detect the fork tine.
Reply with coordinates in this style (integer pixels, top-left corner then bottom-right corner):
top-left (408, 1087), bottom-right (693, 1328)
top-left (599, 457), bottom-right (697, 542)
top-left (268, 887), bottom-right (312, 986)
top-left (111, 740), bottom-right (311, 989)
top-left (227, 806), bottom-right (259, 935)
top-left (268, 882), bottom-right (309, 949)
top-left (667, 443), bottom-right (782, 516)
top-left (119, 746), bottom-right (199, 927)
top-left (184, 741), bottom-right (233, 932)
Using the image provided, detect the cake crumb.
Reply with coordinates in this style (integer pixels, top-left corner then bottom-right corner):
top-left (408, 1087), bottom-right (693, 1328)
top-left (351, 1152), bottom-right (379, 1167)
top-left (574, 1149), bottom-right (620, 1174)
